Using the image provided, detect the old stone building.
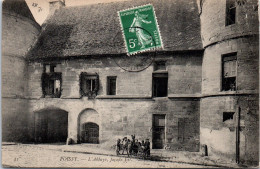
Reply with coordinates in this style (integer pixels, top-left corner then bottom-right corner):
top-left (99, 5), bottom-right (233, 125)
top-left (199, 0), bottom-right (259, 164)
top-left (2, 0), bottom-right (259, 166)
top-left (2, 0), bottom-right (41, 142)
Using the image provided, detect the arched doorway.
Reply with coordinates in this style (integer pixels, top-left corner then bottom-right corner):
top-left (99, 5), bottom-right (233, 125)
top-left (81, 122), bottom-right (99, 143)
top-left (78, 109), bottom-right (100, 144)
top-left (34, 108), bottom-right (68, 143)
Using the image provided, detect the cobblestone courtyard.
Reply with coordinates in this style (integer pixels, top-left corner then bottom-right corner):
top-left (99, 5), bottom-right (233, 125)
top-left (2, 144), bottom-right (216, 168)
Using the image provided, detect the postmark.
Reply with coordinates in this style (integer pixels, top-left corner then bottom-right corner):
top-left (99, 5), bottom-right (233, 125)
top-left (112, 27), bottom-right (156, 72)
top-left (118, 4), bottom-right (163, 55)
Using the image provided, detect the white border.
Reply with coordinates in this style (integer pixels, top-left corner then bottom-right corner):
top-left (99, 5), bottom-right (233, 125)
top-left (117, 4), bottom-right (164, 56)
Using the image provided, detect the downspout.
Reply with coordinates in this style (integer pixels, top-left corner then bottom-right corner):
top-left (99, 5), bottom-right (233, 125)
top-left (235, 48), bottom-right (240, 164)
top-left (236, 105), bottom-right (240, 164)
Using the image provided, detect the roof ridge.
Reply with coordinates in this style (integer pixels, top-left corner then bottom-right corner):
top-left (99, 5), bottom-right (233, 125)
top-left (27, 0), bottom-right (203, 59)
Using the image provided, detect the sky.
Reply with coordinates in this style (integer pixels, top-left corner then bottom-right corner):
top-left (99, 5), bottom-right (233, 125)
top-left (25, 0), bottom-right (128, 25)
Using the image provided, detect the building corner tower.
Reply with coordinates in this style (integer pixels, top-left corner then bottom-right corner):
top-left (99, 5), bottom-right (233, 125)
top-left (199, 0), bottom-right (259, 165)
top-left (2, 0), bottom-right (41, 142)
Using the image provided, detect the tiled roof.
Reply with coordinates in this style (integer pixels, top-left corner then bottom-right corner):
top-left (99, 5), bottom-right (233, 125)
top-left (28, 0), bottom-right (203, 58)
top-left (3, 0), bottom-right (37, 23)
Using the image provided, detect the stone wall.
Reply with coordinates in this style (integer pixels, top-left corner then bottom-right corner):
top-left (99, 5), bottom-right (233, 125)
top-left (202, 36), bottom-right (259, 94)
top-left (2, 12), bottom-right (40, 58)
top-left (200, 0), bottom-right (258, 47)
top-left (28, 97), bottom-right (200, 151)
top-left (28, 53), bottom-right (202, 98)
top-left (200, 95), bottom-right (258, 165)
top-left (2, 56), bottom-right (28, 98)
top-left (27, 53), bottom-right (202, 151)
top-left (2, 98), bottom-right (29, 142)
top-left (2, 10), bottom-right (40, 142)
top-left (2, 11), bottom-right (40, 98)
top-left (199, 0), bottom-right (259, 165)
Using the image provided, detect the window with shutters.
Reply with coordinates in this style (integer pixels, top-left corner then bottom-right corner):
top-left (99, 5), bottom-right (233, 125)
top-left (80, 72), bottom-right (99, 98)
top-left (107, 76), bottom-right (117, 95)
top-left (42, 64), bottom-right (62, 98)
top-left (222, 53), bottom-right (237, 91)
top-left (226, 0), bottom-right (236, 26)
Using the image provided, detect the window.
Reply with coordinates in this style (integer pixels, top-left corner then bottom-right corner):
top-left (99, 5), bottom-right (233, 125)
top-left (80, 72), bottom-right (99, 98)
top-left (226, 0), bottom-right (236, 26)
top-left (152, 73), bottom-right (168, 97)
top-left (223, 112), bottom-right (235, 122)
top-left (107, 76), bottom-right (117, 95)
top-left (222, 53), bottom-right (237, 91)
top-left (42, 64), bottom-right (62, 98)
top-left (154, 61), bottom-right (166, 71)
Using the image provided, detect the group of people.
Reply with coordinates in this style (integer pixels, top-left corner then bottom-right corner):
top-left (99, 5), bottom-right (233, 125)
top-left (116, 135), bottom-right (150, 158)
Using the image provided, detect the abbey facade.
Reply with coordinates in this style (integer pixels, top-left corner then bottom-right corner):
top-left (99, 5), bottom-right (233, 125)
top-left (2, 0), bottom-right (259, 165)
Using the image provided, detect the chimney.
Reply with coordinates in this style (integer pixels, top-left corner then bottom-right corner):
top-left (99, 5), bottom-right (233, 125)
top-left (42, 0), bottom-right (65, 27)
top-left (48, 0), bottom-right (65, 17)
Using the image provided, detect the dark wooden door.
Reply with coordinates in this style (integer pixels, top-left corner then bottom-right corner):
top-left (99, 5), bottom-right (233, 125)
top-left (35, 110), bottom-right (68, 143)
top-left (47, 111), bottom-right (68, 143)
top-left (152, 114), bottom-right (166, 149)
top-left (35, 112), bottom-right (48, 143)
top-left (82, 122), bottom-right (99, 144)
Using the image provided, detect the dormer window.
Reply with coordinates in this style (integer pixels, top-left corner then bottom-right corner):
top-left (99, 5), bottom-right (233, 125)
top-left (42, 63), bottom-right (62, 98)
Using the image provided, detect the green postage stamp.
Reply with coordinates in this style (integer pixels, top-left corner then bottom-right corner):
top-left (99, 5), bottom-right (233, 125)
top-left (118, 4), bottom-right (163, 55)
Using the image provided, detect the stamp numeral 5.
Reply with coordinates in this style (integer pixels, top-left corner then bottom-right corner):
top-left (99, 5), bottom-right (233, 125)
top-left (129, 39), bottom-right (137, 48)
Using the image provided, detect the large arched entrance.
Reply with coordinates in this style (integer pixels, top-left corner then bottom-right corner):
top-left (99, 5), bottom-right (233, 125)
top-left (34, 108), bottom-right (68, 143)
top-left (78, 109), bottom-right (100, 144)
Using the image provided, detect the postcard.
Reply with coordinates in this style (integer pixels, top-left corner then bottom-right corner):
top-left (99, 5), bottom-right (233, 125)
top-left (2, 0), bottom-right (259, 168)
